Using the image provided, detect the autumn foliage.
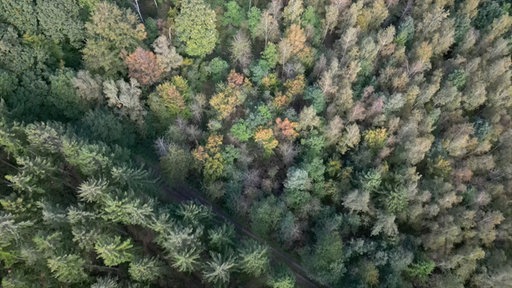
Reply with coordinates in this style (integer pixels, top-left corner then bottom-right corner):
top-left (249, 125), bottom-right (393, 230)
top-left (125, 47), bottom-right (164, 86)
top-left (275, 117), bottom-right (299, 140)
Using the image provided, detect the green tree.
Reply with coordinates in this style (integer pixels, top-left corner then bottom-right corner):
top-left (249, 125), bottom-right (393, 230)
top-left (175, 0), bottom-right (218, 57)
top-left (82, 1), bottom-right (146, 76)
top-left (47, 254), bottom-right (88, 284)
top-left (0, 0), bottom-right (37, 34)
top-left (223, 1), bottom-right (245, 28)
top-left (128, 257), bottom-right (162, 283)
top-left (202, 252), bottom-right (237, 287)
top-left (36, 0), bottom-right (84, 48)
top-left (238, 240), bottom-right (269, 278)
top-left (48, 69), bottom-right (88, 120)
top-left (94, 236), bottom-right (134, 267)
top-left (303, 228), bottom-right (345, 286)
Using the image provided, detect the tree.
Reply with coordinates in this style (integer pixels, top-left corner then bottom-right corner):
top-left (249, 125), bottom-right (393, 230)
top-left (202, 252), bottom-right (237, 287)
top-left (103, 78), bottom-right (146, 127)
top-left (80, 109), bottom-right (136, 147)
top-left (36, 0), bottom-right (84, 48)
top-left (193, 135), bottom-right (226, 181)
top-left (231, 31), bottom-right (252, 68)
top-left (128, 257), bottom-right (162, 283)
top-left (175, 0), bottom-right (218, 57)
top-left (275, 118), bottom-right (299, 140)
top-left (125, 48), bottom-right (164, 86)
top-left (48, 69), bottom-right (88, 120)
top-left (283, 0), bottom-right (304, 25)
top-left (210, 85), bottom-right (244, 120)
top-left (152, 35), bottom-right (183, 73)
top-left (255, 10), bottom-right (280, 45)
top-left (208, 57), bottom-right (230, 83)
top-left (0, 0), bottom-right (37, 35)
top-left (238, 240), bottom-right (269, 277)
top-left (222, 1), bottom-right (245, 28)
top-left (254, 127), bottom-right (279, 155)
top-left (303, 228), bottom-right (345, 286)
top-left (250, 196), bottom-right (286, 237)
top-left (83, 1), bottom-right (146, 76)
top-left (161, 143), bottom-right (193, 184)
top-left (47, 254), bottom-right (88, 284)
top-left (72, 70), bottom-right (103, 104)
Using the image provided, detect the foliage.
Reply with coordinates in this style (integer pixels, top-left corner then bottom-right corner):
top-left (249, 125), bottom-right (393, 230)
top-left (175, 0), bottom-right (218, 57)
top-left (125, 48), bottom-right (164, 86)
top-left (406, 260), bottom-right (436, 282)
top-left (2, 0), bottom-right (512, 287)
top-left (47, 254), bottom-right (88, 283)
top-left (239, 240), bottom-right (269, 277)
top-left (103, 78), bottom-right (146, 126)
top-left (82, 1), bottom-right (146, 76)
top-left (254, 127), bottom-right (279, 155)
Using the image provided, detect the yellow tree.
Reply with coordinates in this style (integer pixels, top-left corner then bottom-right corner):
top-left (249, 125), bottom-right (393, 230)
top-left (254, 128), bottom-right (278, 155)
top-left (193, 135), bottom-right (225, 181)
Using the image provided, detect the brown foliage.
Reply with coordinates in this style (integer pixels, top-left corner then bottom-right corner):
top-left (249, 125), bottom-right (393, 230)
top-left (227, 70), bottom-right (245, 87)
top-left (125, 47), bottom-right (164, 86)
top-left (275, 117), bottom-right (299, 140)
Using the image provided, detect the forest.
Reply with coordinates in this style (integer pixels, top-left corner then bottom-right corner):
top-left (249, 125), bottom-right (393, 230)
top-left (0, 0), bottom-right (511, 287)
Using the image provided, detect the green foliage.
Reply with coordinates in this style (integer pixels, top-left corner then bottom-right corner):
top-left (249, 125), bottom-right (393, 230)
top-left (304, 86), bottom-right (326, 113)
top-left (261, 43), bottom-right (279, 69)
top-left (175, 0), bottom-right (218, 57)
top-left (47, 254), bottom-right (88, 284)
top-left (406, 260), bottom-right (436, 282)
top-left (251, 196), bottom-right (286, 237)
top-left (80, 109), bottom-right (136, 147)
top-left (239, 240), bottom-right (269, 277)
top-left (223, 1), bottom-right (245, 27)
top-left (176, 202), bottom-right (212, 228)
top-left (102, 196), bottom-right (155, 227)
top-left (303, 228), bottom-right (345, 286)
top-left (3, 72), bottom-right (49, 121)
top-left (0, 0), bottom-right (37, 34)
top-left (395, 17), bottom-right (414, 47)
top-left (247, 7), bottom-right (262, 38)
top-left (208, 224), bottom-right (235, 251)
top-left (144, 18), bottom-right (160, 44)
top-left (448, 69), bottom-right (468, 90)
top-left (94, 236), bottom-right (134, 267)
top-left (474, 1), bottom-right (509, 30)
top-left (267, 266), bottom-right (296, 288)
top-left (129, 257), bottom-right (162, 282)
top-left (203, 252), bottom-right (237, 287)
top-left (385, 187), bottom-right (408, 215)
top-left (77, 178), bottom-right (109, 204)
top-left (3, 0), bottom-right (512, 287)
top-left (83, 1), bottom-right (145, 76)
top-left (360, 170), bottom-right (382, 193)
top-left (230, 121), bottom-right (252, 142)
top-left (171, 247), bottom-right (201, 273)
top-left (208, 57), bottom-right (230, 83)
top-left (36, 0), bottom-right (84, 48)
top-left (48, 69), bottom-right (88, 120)
top-left (161, 143), bottom-right (193, 184)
